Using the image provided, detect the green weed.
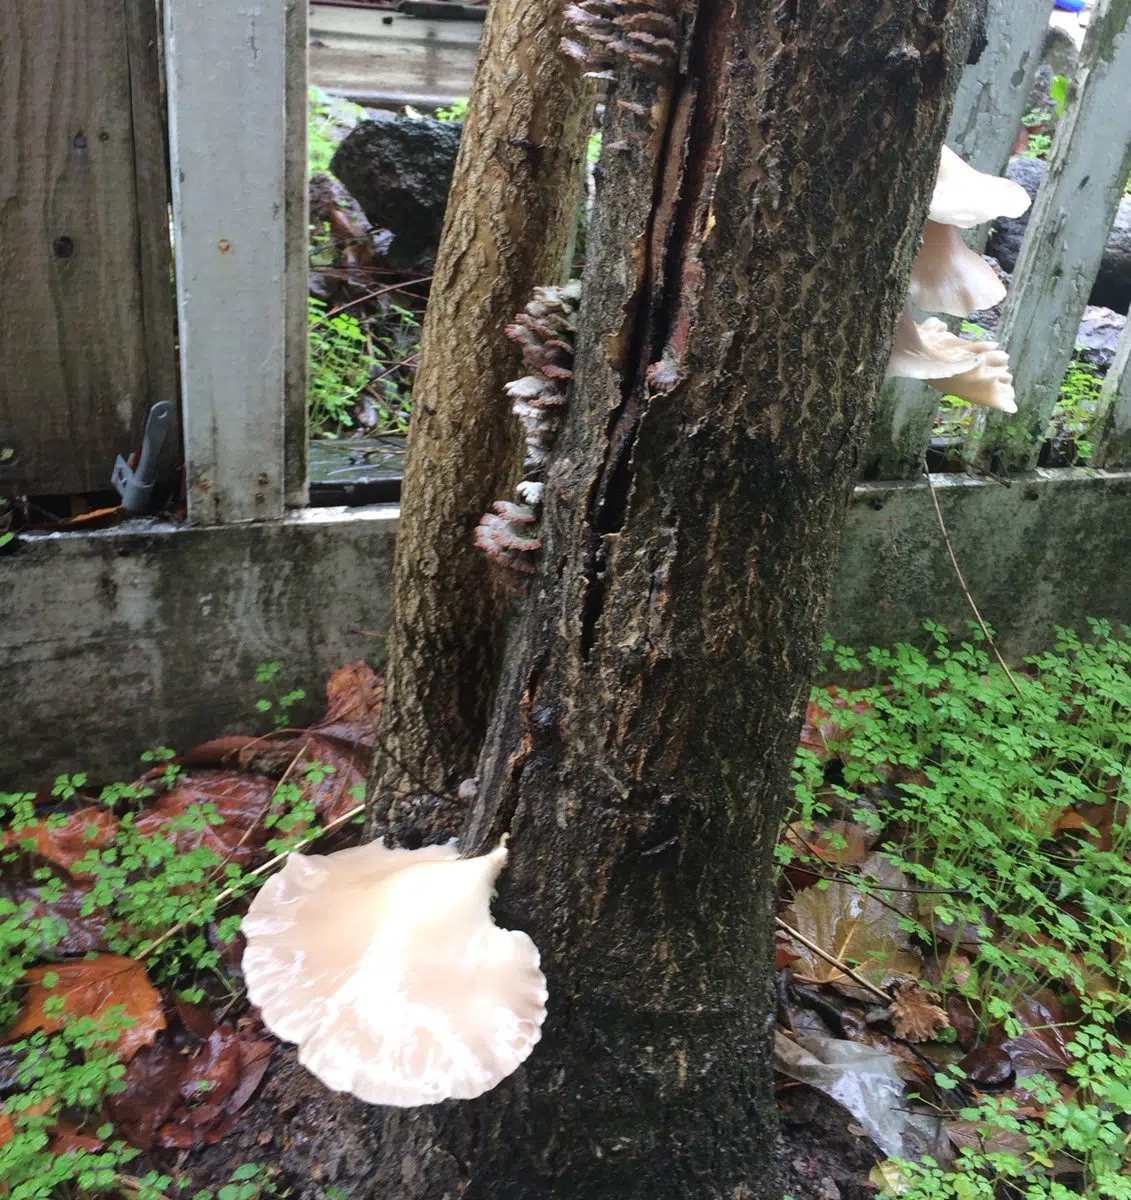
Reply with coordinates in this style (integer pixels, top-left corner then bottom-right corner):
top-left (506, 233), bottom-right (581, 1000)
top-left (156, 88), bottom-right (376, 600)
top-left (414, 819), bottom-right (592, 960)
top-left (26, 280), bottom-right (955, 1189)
top-left (788, 621), bottom-right (1131, 1199)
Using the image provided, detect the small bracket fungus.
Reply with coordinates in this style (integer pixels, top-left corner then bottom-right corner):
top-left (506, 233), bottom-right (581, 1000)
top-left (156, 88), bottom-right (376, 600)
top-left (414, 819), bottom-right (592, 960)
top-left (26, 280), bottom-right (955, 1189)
top-left (560, 0), bottom-right (681, 80)
top-left (242, 841), bottom-right (547, 1106)
top-left (475, 281), bottom-right (581, 579)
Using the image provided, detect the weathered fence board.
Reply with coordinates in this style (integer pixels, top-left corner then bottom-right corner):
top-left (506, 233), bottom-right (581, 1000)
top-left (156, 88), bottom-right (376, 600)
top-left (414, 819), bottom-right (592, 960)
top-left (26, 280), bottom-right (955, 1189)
top-left (309, 7), bottom-right (480, 100)
top-left (1096, 320), bottom-right (1131, 466)
top-left (0, 0), bottom-right (175, 497)
top-left (165, 0), bottom-right (292, 524)
top-left (976, 0), bottom-right (1131, 471)
top-left (947, 0), bottom-right (1050, 178)
top-left (285, 0), bottom-right (310, 507)
top-left (862, 0), bottom-right (1050, 480)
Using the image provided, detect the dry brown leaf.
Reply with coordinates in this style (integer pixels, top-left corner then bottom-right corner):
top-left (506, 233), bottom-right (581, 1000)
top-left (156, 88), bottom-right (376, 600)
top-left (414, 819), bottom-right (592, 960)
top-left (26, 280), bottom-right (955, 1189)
top-left (782, 853), bottom-right (921, 988)
top-left (889, 981), bottom-right (950, 1042)
top-left (321, 660), bottom-right (384, 733)
top-left (5, 955), bottom-right (165, 1061)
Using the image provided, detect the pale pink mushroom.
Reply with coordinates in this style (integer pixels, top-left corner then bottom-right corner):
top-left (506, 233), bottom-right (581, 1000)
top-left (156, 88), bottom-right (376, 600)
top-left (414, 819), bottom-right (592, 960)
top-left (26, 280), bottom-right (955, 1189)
top-left (242, 840), bottom-right (547, 1106)
top-left (886, 301), bottom-right (980, 381)
top-left (922, 326), bottom-right (1017, 413)
top-left (929, 145), bottom-right (1032, 228)
top-left (909, 221), bottom-right (1007, 317)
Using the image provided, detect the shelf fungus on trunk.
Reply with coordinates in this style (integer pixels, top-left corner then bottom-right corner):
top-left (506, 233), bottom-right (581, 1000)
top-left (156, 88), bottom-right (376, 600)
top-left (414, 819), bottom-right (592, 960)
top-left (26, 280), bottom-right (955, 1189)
top-left (474, 281), bottom-right (580, 578)
top-left (887, 146), bottom-right (1030, 414)
top-left (241, 841), bottom-right (547, 1106)
top-left (559, 0), bottom-right (682, 80)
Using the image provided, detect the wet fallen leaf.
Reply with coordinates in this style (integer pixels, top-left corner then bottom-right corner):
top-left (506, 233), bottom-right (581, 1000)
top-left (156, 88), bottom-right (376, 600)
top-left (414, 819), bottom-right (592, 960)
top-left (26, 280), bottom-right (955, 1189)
top-left (1054, 801), bottom-right (1115, 851)
top-left (1, 807), bottom-right (118, 877)
top-left (783, 820), bottom-right (873, 868)
top-left (890, 982), bottom-right (950, 1043)
top-left (957, 1044), bottom-right (1014, 1092)
top-left (109, 1024), bottom-right (273, 1150)
top-left (135, 771), bottom-right (278, 867)
top-left (50, 1122), bottom-right (105, 1154)
top-left (177, 735), bottom-right (265, 770)
top-left (295, 735), bottom-right (368, 823)
top-left (6, 955), bottom-right (164, 1061)
top-left (105, 1035), bottom-right (185, 1149)
top-left (0, 1098), bottom-right (55, 1148)
top-left (173, 994), bottom-right (216, 1041)
top-left (1001, 995), bottom-right (1073, 1076)
top-left (945, 994), bottom-right (978, 1050)
top-left (799, 688), bottom-right (874, 761)
top-left (782, 854), bottom-right (921, 988)
top-left (0, 871), bottom-right (110, 955)
top-left (945, 1119), bottom-right (1076, 1174)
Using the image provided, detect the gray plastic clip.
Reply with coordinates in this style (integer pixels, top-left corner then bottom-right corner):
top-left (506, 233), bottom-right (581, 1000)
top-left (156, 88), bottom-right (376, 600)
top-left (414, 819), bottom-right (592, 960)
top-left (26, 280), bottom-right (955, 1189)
top-left (112, 401), bottom-right (175, 514)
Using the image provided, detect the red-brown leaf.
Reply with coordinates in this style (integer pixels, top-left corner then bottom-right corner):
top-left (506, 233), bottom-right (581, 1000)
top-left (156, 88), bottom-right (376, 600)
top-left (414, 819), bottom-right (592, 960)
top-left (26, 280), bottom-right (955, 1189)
top-left (321, 660), bottom-right (384, 736)
top-left (798, 687), bottom-right (873, 761)
top-left (6, 955), bottom-right (165, 1061)
top-left (1, 807), bottom-right (118, 877)
top-left (134, 772), bottom-right (277, 867)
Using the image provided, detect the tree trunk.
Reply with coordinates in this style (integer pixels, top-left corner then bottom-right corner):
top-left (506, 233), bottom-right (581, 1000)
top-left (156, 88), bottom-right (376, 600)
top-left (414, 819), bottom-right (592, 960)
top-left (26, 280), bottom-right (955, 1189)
top-left (368, 0), bottom-right (591, 829)
top-left (279, 1), bottom-right (980, 1196)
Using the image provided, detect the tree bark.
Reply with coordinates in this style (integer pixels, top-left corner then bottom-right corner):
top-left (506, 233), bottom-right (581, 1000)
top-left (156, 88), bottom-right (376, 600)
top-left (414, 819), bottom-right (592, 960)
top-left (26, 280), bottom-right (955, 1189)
top-left (367, 0), bottom-right (591, 828)
top-left (282, 1), bottom-right (980, 1196)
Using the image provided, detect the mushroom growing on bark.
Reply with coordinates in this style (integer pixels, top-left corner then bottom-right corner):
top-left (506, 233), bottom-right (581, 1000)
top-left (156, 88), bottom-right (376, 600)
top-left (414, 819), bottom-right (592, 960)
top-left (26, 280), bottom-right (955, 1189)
top-left (242, 840), bottom-right (547, 1106)
top-left (886, 146), bottom-right (1030, 413)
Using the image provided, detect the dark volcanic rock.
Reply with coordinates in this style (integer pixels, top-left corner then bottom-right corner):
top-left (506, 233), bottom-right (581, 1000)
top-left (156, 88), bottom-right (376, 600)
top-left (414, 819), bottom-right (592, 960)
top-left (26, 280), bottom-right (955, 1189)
top-left (986, 159), bottom-right (1131, 314)
top-left (985, 157), bottom-right (1046, 274)
top-left (1091, 197), bottom-right (1131, 315)
top-left (330, 113), bottom-right (462, 267)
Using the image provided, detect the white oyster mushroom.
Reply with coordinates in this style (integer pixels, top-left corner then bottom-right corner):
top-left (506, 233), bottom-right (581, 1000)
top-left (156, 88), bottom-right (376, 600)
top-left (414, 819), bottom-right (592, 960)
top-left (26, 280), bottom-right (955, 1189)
top-left (242, 840), bottom-right (547, 1106)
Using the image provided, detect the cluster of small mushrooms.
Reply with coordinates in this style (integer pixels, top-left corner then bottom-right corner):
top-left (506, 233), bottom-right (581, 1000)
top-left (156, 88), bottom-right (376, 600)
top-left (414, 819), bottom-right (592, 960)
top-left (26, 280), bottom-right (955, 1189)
top-left (239, 139), bottom-right (1031, 1115)
top-left (473, 280), bottom-right (580, 576)
top-left (886, 145), bottom-right (1031, 411)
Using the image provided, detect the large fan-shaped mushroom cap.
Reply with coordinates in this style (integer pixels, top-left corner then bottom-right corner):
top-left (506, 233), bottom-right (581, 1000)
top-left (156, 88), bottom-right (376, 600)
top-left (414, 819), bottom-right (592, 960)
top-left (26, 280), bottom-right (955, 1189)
top-left (242, 840), bottom-right (547, 1106)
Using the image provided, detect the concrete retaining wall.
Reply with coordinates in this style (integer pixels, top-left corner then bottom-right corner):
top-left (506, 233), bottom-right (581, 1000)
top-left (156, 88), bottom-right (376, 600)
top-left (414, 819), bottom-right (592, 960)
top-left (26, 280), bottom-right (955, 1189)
top-left (3, 469), bottom-right (1130, 790)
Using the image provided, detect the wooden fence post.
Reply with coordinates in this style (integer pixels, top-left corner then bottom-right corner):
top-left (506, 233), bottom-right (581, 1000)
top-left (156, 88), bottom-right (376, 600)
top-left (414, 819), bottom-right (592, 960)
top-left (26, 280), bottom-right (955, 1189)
top-left (972, 0), bottom-right (1131, 473)
top-left (165, 0), bottom-right (305, 524)
top-left (0, 0), bottom-right (176, 498)
top-left (861, 0), bottom-right (1050, 479)
top-left (1095, 322), bottom-right (1131, 466)
top-left (947, 0), bottom-right (1049, 178)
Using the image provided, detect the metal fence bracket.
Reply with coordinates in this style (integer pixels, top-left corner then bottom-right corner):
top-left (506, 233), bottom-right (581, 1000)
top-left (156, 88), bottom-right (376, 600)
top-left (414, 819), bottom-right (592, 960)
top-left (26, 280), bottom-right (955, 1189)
top-left (112, 401), bottom-right (175, 514)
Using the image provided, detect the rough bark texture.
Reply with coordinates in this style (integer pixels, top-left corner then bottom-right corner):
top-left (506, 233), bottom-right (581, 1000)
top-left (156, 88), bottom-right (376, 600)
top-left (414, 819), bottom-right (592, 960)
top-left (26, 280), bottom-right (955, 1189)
top-left (278, 2), bottom-right (978, 1197)
top-left (367, 0), bottom-right (591, 823)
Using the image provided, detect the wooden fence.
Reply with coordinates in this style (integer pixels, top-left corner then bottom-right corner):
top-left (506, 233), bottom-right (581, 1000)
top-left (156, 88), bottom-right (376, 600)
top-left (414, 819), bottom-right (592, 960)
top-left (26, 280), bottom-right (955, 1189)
top-left (1, 0), bottom-right (1130, 517)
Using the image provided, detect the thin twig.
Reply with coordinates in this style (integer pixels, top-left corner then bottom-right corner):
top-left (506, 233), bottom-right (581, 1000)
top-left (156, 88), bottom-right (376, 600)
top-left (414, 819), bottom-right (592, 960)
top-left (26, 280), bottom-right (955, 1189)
top-left (775, 917), bottom-right (891, 1003)
top-left (135, 802), bottom-right (366, 962)
top-left (922, 465), bottom-right (1023, 696)
top-left (203, 740), bottom-right (312, 887)
top-left (318, 276), bottom-right (433, 323)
